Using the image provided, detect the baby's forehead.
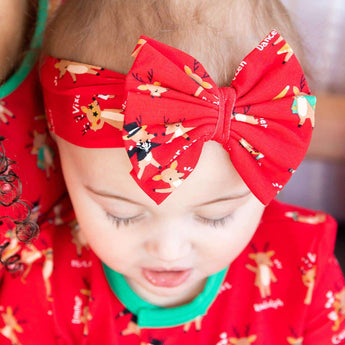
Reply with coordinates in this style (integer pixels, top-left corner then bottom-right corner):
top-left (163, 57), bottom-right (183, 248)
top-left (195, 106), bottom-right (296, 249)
top-left (57, 137), bottom-right (249, 206)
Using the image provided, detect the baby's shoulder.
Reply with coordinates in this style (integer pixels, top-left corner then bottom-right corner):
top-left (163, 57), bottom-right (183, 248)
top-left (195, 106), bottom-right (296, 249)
top-left (251, 199), bottom-right (337, 259)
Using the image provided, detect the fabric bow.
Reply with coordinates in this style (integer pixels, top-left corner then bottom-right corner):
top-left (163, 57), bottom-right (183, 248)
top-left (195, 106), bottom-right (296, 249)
top-left (40, 30), bottom-right (315, 205)
top-left (123, 30), bottom-right (315, 204)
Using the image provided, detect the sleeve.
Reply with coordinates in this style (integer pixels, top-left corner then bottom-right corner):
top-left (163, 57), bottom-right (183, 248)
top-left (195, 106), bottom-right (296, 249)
top-left (303, 215), bottom-right (345, 345)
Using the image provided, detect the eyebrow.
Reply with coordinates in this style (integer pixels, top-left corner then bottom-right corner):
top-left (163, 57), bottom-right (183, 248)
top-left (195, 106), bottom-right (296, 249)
top-left (85, 185), bottom-right (145, 206)
top-left (85, 185), bottom-right (251, 206)
top-left (195, 190), bottom-right (251, 206)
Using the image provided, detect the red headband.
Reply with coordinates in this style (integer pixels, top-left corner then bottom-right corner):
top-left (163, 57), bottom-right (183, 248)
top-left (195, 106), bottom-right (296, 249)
top-left (40, 30), bottom-right (315, 205)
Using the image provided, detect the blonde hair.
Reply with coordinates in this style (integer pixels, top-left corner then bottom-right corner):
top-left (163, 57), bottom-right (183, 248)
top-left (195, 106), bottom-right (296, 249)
top-left (43, 0), bottom-right (305, 86)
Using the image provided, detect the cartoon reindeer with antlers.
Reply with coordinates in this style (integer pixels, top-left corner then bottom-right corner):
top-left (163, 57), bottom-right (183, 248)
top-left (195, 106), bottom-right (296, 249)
top-left (184, 59), bottom-right (213, 97)
top-left (135, 68), bottom-right (169, 97)
top-left (162, 116), bottom-right (195, 143)
top-left (20, 244), bottom-right (54, 301)
top-left (54, 59), bottom-right (103, 83)
top-left (152, 161), bottom-right (184, 193)
top-left (287, 326), bottom-right (304, 345)
top-left (0, 100), bottom-right (14, 124)
top-left (246, 242), bottom-right (278, 299)
top-left (78, 96), bottom-right (124, 134)
top-left (299, 253), bottom-right (317, 305)
top-left (229, 326), bottom-right (257, 345)
top-left (123, 117), bottom-right (162, 179)
top-left (0, 306), bottom-right (23, 345)
top-left (273, 76), bottom-right (316, 128)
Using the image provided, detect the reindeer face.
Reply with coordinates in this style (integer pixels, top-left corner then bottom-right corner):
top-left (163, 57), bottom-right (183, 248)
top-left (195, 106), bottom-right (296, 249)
top-left (165, 122), bottom-right (182, 135)
top-left (131, 129), bottom-right (155, 143)
top-left (255, 252), bottom-right (273, 266)
top-left (160, 168), bottom-right (184, 183)
top-left (81, 100), bottom-right (104, 130)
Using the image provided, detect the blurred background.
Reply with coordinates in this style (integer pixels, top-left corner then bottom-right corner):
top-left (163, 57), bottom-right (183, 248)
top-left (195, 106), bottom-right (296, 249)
top-left (278, 0), bottom-right (345, 272)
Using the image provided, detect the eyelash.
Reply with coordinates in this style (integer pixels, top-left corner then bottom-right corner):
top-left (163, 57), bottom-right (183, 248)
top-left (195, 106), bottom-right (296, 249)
top-left (105, 213), bottom-right (137, 228)
top-left (105, 212), bottom-right (232, 229)
top-left (196, 214), bottom-right (233, 228)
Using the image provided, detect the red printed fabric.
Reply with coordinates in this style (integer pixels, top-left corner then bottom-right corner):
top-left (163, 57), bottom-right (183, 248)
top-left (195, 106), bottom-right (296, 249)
top-left (40, 30), bottom-right (315, 205)
top-left (0, 200), bottom-right (344, 345)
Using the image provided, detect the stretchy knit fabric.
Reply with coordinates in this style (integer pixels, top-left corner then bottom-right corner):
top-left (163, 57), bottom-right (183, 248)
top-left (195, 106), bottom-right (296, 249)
top-left (0, 199), bottom-right (344, 345)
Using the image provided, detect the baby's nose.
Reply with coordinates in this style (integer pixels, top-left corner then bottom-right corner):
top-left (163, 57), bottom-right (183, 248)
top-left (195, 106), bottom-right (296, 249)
top-left (145, 226), bottom-right (192, 263)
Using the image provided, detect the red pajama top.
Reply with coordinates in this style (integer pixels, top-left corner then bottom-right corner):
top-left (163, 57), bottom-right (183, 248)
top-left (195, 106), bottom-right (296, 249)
top-left (0, 199), bottom-right (344, 345)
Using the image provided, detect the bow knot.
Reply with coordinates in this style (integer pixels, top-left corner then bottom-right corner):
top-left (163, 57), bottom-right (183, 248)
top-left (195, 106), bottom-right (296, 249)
top-left (211, 86), bottom-right (236, 144)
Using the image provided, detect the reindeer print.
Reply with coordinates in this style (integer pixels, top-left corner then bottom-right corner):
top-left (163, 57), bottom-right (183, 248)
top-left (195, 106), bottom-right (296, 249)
top-left (153, 161), bottom-right (184, 193)
top-left (184, 60), bottom-right (213, 97)
top-left (162, 118), bottom-right (194, 143)
top-left (239, 139), bottom-right (264, 161)
top-left (273, 36), bottom-right (294, 64)
top-left (0, 307), bottom-right (23, 345)
top-left (291, 86), bottom-right (316, 128)
top-left (138, 82), bottom-right (168, 98)
top-left (229, 326), bottom-right (257, 345)
top-left (123, 121), bottom-right (161, 179)
top-left (246, 243), bottom-right (278, 299)
top-left (70, 220), bottom-right (89, 257)
top-left (183, 315), bottom-right (203, 332)
top-left (326, 287), bottom-right (345, 331)
top-left (0, 100), bottom-right (14, 124)
top-left (30, 131), bottom-right (55, 179)
top-left (287, 327), bottom-right (303, 345)
top-left (116, 309), bottom-right (141, 337)
top-left (54, 60), bottom-right (103, 83)
top-left (79, 96), bottom-right (124, 133)
top-left (20, 244), bottom-right (43, 283)
top-left (80, 306), bottom-right (92, 336)
top-left (299, 253), bottom-right (317, 305)
top-left (20, 245), bottom-right (53, 301)
top-left (133, 68), bottom-right (169, 97)
top-left (285, 211), bottom-right (326, 224)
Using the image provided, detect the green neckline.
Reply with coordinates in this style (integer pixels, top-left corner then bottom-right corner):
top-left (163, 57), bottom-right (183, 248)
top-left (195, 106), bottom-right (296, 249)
top-left (0, 0), bottom-right (48, 99)
top-left (103, 263), bottom-right (229, 328)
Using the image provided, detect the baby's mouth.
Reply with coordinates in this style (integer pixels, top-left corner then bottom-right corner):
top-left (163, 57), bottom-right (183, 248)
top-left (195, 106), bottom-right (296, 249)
top-left (141, 267), bottom-right (192, 288)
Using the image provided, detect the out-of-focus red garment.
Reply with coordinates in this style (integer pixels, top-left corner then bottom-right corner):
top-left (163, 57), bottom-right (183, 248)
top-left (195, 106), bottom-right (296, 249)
top-left (0, 200), bottom-right (344, 345)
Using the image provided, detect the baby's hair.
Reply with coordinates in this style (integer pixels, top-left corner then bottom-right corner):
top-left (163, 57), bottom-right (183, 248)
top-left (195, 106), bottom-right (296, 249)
top-left (43, 0), bottom-right (305, 86)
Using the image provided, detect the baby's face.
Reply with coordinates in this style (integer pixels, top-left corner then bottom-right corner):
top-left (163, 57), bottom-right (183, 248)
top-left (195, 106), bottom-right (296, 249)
top-left (57, 138), bottom-right (265, 307)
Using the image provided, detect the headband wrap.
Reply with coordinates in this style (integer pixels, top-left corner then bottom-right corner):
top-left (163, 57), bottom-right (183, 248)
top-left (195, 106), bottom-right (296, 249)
top-left (40, 30), bottom-right (315, 205)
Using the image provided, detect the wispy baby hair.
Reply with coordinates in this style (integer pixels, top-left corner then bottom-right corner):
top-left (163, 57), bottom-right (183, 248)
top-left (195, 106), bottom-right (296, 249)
top-left (43, 0), bottom-right (305, 86)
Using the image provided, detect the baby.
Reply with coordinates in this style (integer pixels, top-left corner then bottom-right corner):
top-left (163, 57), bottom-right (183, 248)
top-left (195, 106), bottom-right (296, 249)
top-left (1, 0), bottom-right (345, 344)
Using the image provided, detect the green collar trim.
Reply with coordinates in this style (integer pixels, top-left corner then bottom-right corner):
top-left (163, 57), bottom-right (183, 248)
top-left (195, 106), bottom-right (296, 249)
top-left (0, 0), bottom-right (48, 98)
top-left (103, 263), bottom-right (229, 328)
